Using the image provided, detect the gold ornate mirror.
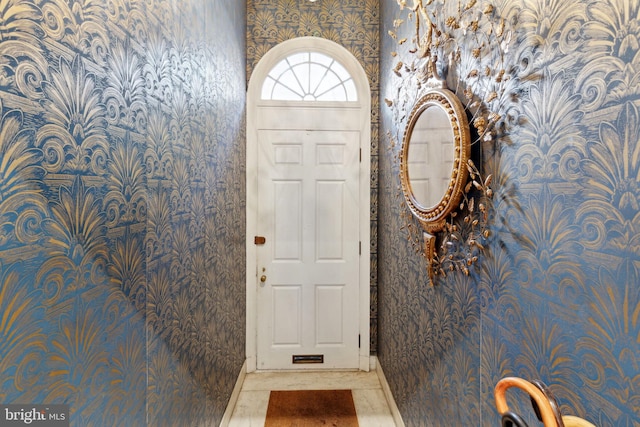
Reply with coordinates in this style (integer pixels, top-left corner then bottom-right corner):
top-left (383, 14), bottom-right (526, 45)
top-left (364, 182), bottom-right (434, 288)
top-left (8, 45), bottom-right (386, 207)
top-left (400, 85), bottom-right (470, 278)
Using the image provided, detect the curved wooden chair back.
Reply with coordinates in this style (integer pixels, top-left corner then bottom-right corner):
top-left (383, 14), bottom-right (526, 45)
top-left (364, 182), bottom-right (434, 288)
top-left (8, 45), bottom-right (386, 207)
top-left (495, 377), bottom-right (596, 427)
top-left (495, 377), bottom-right (559, 427)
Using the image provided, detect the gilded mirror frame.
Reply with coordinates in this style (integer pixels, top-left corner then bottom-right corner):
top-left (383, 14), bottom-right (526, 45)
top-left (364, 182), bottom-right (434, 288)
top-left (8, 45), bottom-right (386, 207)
top-left (400, 87), bottom-right (471, 274)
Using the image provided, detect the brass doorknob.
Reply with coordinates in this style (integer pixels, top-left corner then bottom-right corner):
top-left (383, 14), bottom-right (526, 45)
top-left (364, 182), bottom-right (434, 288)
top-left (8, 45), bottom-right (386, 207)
top-left (260, 275), bottom-right (267, 282)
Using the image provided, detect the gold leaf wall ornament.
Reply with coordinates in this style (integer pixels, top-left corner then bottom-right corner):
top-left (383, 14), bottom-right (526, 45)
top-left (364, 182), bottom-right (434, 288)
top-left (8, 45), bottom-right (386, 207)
top-left (465, 0), bottom-right (477, 11)
top-left (394, 61), bottom-right (404, 76)
top-left (496, 18), bottom-right (505, 37)
top-left (431, 159), bottom-right (494, 279)
top-left (388, 0), bottom-right (516, 281)
top-left (474, 116), bottom-right (487, 134)
top-left (446, 16), bottom-right (459, 29)
top-left (488, 112), bottom-right (501, 124)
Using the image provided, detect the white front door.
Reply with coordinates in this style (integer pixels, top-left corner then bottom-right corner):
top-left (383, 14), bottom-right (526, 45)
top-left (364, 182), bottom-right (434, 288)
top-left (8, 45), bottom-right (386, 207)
top-left (256, 113), bottom-right (361, 370)
top-left (247, 37), bottom-right (371, 372)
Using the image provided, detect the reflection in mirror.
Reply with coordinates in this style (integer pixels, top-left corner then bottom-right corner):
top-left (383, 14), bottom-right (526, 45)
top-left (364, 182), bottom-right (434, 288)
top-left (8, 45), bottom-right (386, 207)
top-left (407, 104), bottom-right (454, 209)
top-left (400, 88), bottom-right (471, 283)
top-left (400, 88), bottom-right (469, 232)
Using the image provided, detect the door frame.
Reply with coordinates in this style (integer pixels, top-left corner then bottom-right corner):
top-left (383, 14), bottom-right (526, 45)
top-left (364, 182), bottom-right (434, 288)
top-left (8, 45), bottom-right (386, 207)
top-left (246, 37), bottom-right (371, 372)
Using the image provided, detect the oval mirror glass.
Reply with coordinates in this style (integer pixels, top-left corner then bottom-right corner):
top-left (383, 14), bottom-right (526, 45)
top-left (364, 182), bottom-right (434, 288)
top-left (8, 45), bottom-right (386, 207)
top-left (400, 88), bottom-right (470, 234)
top-left (406, 104), bottom-right (454, 209)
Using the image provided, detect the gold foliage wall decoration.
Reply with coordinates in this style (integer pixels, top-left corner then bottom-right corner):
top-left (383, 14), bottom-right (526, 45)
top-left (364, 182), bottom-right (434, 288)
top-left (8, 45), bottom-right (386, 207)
top-left (388, 0), bottom-right (520, 281)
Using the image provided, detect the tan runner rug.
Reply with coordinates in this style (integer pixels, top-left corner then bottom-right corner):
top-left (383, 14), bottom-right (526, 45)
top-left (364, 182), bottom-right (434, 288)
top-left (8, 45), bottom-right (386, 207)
top-left (264, 389), bottom-right (359, 426)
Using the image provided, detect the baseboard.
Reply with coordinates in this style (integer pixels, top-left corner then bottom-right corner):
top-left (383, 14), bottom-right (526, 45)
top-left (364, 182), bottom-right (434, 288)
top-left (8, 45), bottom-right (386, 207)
top-left (219, 360), bottom-right (247, 427)
top-left (373, 356), bottom-right (405, 427)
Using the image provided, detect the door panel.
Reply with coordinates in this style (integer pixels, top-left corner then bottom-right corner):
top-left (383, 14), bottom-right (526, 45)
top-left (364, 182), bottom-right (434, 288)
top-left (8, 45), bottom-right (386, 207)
top-left (272, 285), bottom-right (301, 345)
top-left (316, 181), bottom-right (345, 259)
top-left (273, 181), bottom-right (302, 260)
top-left (257, 127), bottom-right (360, 370)
top-left (316, 285), bottom-right (344, 344)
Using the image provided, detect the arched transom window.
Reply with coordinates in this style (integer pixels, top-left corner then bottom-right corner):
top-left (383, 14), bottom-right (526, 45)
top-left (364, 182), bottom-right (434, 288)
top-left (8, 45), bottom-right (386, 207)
top-left (261, 52), bottom-right (358, 102)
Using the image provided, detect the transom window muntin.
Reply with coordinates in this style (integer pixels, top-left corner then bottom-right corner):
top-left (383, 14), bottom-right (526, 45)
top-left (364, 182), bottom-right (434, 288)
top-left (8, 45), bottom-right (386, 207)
top-left (261, 52), bottom-right (358, 102)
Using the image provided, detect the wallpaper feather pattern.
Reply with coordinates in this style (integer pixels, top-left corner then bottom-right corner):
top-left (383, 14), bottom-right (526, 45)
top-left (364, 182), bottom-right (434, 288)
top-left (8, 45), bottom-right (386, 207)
top-left (0, 0), bottom-right (246, 426)
top-left (379, 0), bottom-right (640, 426)
top-left (246, 0), bottom-right (380, 351)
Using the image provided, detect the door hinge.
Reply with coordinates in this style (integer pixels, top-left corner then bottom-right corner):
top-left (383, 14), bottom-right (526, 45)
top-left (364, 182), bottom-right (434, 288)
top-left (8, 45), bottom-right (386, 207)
top-left (359, 241), bottom-right (361, 255)
top-left (358, 334), bottom-right (361, 348)
top-left (359, 148), bottom-right (362, 163)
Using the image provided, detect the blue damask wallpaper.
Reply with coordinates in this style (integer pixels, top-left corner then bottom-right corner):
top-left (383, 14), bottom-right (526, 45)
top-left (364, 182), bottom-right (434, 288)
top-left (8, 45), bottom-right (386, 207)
top-left (0, 0), bottom-right (246, 426)
top-left (379, 0), bottom-right (640, 425)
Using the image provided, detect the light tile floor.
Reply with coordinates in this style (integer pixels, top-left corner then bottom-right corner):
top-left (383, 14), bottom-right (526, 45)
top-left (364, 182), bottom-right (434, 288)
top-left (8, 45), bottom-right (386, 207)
top-left (227, 370), bottom-right (397, 426)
